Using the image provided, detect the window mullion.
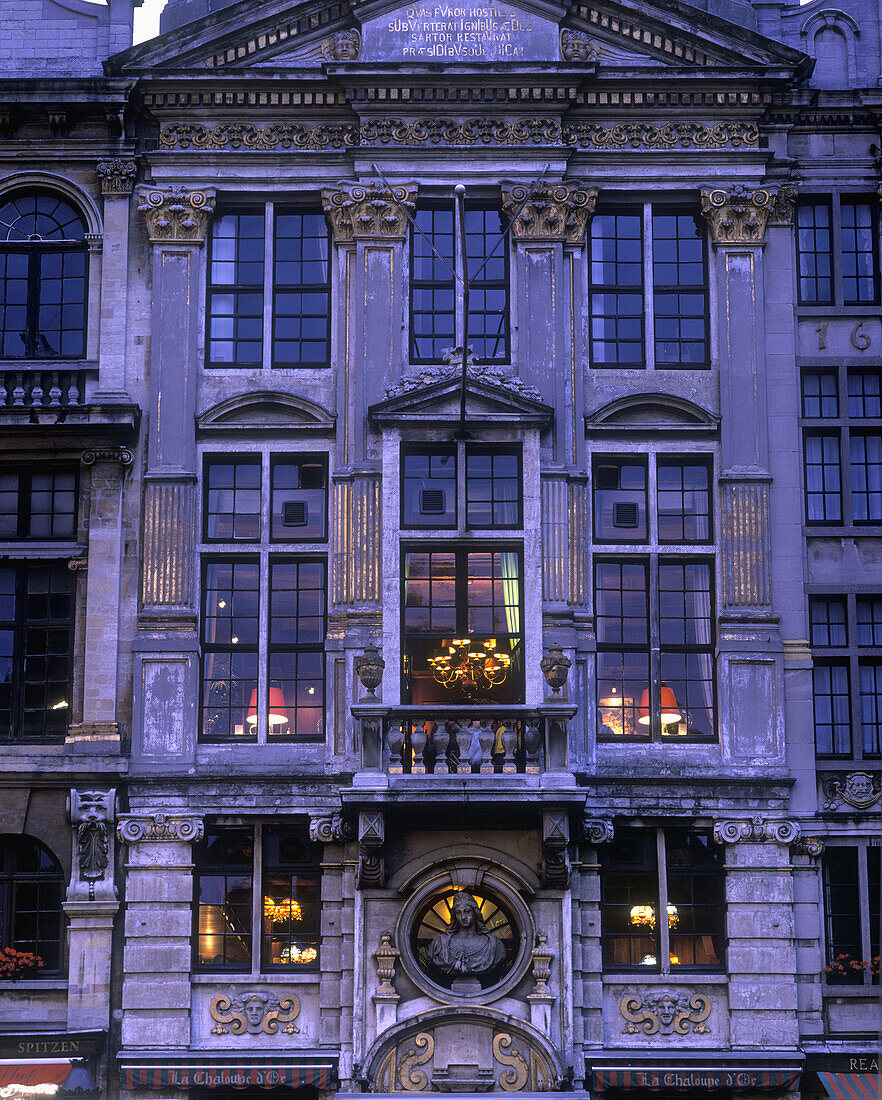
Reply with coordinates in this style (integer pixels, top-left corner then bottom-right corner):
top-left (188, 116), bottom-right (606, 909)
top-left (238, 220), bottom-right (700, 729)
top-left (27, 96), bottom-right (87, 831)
top-left (252, 823), bottom-right (263, 975)
top-left (649, 555), bottom-right (661, 741)
top-left (657, 829), bottom-right (670, 973)
top-left (263, 203), bottom-right (273, 369)
top-left (856, 844), bottom-right (870, 984)
top-left (830, 197), bottom-right (845, 306)
top-left (258, 548), bottom-right (270, 743)
top-left (457, 442), bottom-right (466, 533)
top-left (643, 204), bottom-right (655, 371)
top-left (26, 250), bottom-right (40, 358)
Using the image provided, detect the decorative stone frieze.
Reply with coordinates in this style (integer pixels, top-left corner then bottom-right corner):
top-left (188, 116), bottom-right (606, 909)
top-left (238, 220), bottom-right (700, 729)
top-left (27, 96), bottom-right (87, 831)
top-left (117, 812), bottom-right (204, 843)
top-left (96, 159), bottom-right (137, 197)
top-left (822, 771), bottom-right (881, 810)
top-left (559, 28), bottom-right (600, 60)
top-left (67, 789), bottom-right (116, 902)
top-left (322, 28), bottom-right (361, 59)
top-left (82, 447), bottom-right (134, 467)
top-left (713, 817), bottom-right (799, 845)
top-left (321, 181), bottom-right (416, 242)
top-left (621, 992), bottom-right (711, 1036)
top-left (136, 185), bottom-right (217, 243)
top-left (542, 809), bottom-right (570, 888)
top-left (209, 991), bottom-right (301, 1036)
top-left (308, 813), bottom-right (356, 843)
top-left (583, 817), bottom-right (615, 844)
top-left (700, 185), bottom-right (777, 245)
top-left (357, 809), bottom-right (385, 888)
top-left (501, 180), bottom-right (597, 244)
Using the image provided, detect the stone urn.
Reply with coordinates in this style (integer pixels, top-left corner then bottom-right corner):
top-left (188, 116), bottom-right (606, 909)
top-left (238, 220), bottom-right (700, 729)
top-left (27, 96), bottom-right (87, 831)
top-left (540, 644), bottom-right (571, 696)
top-left (355, 645), bottom-right (385, 700)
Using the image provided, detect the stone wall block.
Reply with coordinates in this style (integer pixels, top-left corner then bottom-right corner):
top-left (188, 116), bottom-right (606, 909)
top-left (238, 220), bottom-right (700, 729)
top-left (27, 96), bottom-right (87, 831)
top-left (727, 944), bottom-right (796, 974)
top-left (124, 873), bottom-right (195, 904)
top-left (728, 981), bottom-right (799, 1011)
top-left (121, 1011), bottom-right (191, 1049)
top-left (729, 1010), bottom-right (798, 1048)
top-left (124, 906), bottom-right (193, 938)
top-left (121, 977), bottom-right (192, 1010)
top-left (123, 942), bottom-right (192, 974)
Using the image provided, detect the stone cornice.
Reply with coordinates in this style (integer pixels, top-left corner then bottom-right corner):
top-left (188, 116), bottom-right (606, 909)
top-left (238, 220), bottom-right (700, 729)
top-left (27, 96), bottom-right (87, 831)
top-left (117, 812), bottom-right (204, 843)
top-left (321, 181), bottom-right (416, 242)
top-left (136, 184), bottom-right (216, 243)
top-left (502, 180), bottom-right (597, 244)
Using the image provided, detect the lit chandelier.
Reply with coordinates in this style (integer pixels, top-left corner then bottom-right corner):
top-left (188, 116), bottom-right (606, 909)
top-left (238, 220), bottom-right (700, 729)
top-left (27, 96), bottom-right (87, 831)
top-left (629, 904), bottom-right (679, 929)
top-left (428, 638), bottom-right (511, 697)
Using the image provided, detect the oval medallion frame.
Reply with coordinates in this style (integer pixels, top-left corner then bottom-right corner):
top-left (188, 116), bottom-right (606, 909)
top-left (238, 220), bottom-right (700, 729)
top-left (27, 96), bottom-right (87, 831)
top-left (395, 868), bottom-right (535, 1004)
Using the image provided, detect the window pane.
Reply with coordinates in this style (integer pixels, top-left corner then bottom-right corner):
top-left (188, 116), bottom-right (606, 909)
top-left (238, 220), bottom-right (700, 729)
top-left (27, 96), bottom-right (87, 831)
top-left (271, 458), bottom-right (327, 540)
top-left (657, 460), bottom-right (710, 542)
top-left (403, 447), bottom-right (456, 528)
top-left (797, 202), bottom-right (833, 304)
top-left (600, 831), bottom-right (659, 968)
top-left (841, 201), bottom-right (878, 304)
top-left (593, 459), bottom-right (647, 542)
top-left (802, 371), bottom-right (839, 418)
top-left (268, 561), bottom-right (326, 739)
top-left (466, 447), bottom-right (521, 528)
top-left (813, 663), bottom-right (851, 755)
top-left (811, 597), bottom-right (848, 647)
top-left (465, 207), bottom-right (509, 361)
top-left (597, 650), bottom-right (649, 739)
top-left (595, 561), bottom-right (648, 646)
top-left (652, 211), bottom-right (707, 368)
top-left (850, 433), bottom-right (882, 523)
top-left (823, 848), bottom-right (863, 982)
top-left (856, 597), bottom-right (882, 646)
top-left (859, 663), bottom-right (882, 756)
top-left (410, 207), bottom-right (456, 362)
top-left (205, 459), bottom-right (261, 540)
top-left (804, 433), bottom-right (842, 522)
top-left (848, 371), bottom-right (881, 419)
top-left (666, 830), bottom-right (724, 968)
top-left (207, 212), bottom-right (264, 366)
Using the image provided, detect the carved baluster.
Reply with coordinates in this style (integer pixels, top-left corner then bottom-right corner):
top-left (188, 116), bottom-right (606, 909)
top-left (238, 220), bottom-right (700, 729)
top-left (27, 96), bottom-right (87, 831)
top-left (0, 373), bottom-right (8, 407)
top-left (445, 720), bottom-right (461, 773)
top-left (48, 372), bottom-right (62, 406)
top-left (478, 720), bottom-right (495, 774)
top-left (409, 721), bottom-right (427, 774)
top-left (67, 373), bottom-right (81, 405)
top-left (12, 372), bottom-right (25, 406)
top-left (432, 720), bottom-right (448, 774)
top-left (500, 721), bottom-right (518, 773)
top-left (423, 720), bottom-right (438, 775)
top-left (31, 373), bottom-right (44, 407)
top-left (467, 722), bottom-right (483, 772)
top-left (524, 719), bottom-right (542, 772)
top-left (386, 721), bottom-right (405, 774)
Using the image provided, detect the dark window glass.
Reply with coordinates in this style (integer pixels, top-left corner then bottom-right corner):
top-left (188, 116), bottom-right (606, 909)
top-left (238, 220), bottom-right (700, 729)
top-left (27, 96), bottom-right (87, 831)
top-left (600, 832), bottom-right (660, 969)
top-left (201, 560), bottom-right (260, 740)
top-left (812, 662), bottom-right (851, 755)
top-left (466, 448), bottom-right (521, 528)
top-left (261, 827), bottom-right (320, 968)
top-left (665, 830), bottom-right (724, 969)
top-left (402, 447), bottom-right (456, 529)
top-left (870, 849), bottom-right (880, 967)
top-left (589, 212), bottom-right (644, 367)
top-left (402, 549), bottom-right (522, 705)
top-left (272, 211), bottom-right (331, 367)
top-left (657, 459), bottom-right (711, 543)
top-left (848, 372), bottom-right (881, 419)
top-left (856, 597), bottom-right (882, 646)
top-left (859, 662), bottom-right (882, 756)
top-left (593, 459), bottom-right (647, 542)
top-left (0, 194), bottom-right (87, 359)
top-left (802, 372), bottom-right (838, 419)
top-left (207, 211), bottom-right (265, 366)
top-left (465, 207), bottom-right (509, 362)
top-left (205, 459), bottom-right (262, 541)
top-left (270, 458), bottom-right (327, 541)
top-left (652, 212), bottom-right (707, 367)
top-left (841, 201), bottom-right (878, 304)
top-left (823, 848), bottom-right (864, 983)
top-left (797, 201), bottom-right (833, 304)
top-left (268, 560), bottom-right (326, 740)
top-left (810, 597), bottom-right (848, 647)
top-left (195, 828), bottom-right (253, 969)
top-left (0, 564), bottom-right (73, 741)
top-left (410, 207), bottom-right (456, 363)
top-left (849, 433), bottom-right (882, 524)
top-left (0, 469), bottom-right (77, 539)
top-left (804, 432), bottom-right (842, 522)
top-left (0, 836), bottom-right (64, 971)
top-left (658, 561), bottom-right (714, 738)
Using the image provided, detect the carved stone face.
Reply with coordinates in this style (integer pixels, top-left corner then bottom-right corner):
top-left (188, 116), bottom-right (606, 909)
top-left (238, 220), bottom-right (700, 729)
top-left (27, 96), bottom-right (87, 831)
top-left (241, 996), bottom-right (267, 1029)
top-left (452, 893), bottom-right (477, 929)
top-left (848, 773), bottom-right (873, 799)
top-left (655, 996), bottom-right (678, 1026)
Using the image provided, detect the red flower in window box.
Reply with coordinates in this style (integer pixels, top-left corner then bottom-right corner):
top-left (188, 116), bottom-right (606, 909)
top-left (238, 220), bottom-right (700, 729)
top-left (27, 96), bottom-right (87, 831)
top-left (823, 952), bottom-right (880, 980)
top-left (0, 948), bottom-right (45, 981)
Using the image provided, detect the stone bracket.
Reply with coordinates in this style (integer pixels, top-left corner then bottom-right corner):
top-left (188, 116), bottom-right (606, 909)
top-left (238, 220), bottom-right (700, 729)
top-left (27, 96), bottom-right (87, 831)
top-left (67, 788), bottom-right (117, 902)
top-left (357, 809), bottom-right (385, 888)
top-left (309, 813), bottom-right (356, 843)
top-left (542, 809), bottom-right (570, 888)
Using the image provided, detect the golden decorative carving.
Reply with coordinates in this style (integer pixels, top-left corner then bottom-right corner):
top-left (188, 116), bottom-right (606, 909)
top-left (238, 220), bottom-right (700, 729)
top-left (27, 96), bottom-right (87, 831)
top-left (501, 181), bottom-right (597, 244)
top-left (621, 992), bottom-right (711, 1036)
top-left (158, 119), bottom-right (758, 152)
top-left (96, 159), bottom-right (137, 197)
top-left (493, 1033), bottom-right (529, 1092)
top-left (700, 185), bottom-right (777, 245)
top-left (209, 991), bottom-right (301, 1036)
top-left (136, 185), bottom-right (216, 243)
top-left (397, 1032), bottom-right (434, 1092)
top-left (720, 482), bottom-right (770, 608)
top-left (141, 481), bottom-right (195, 608)
top-left (321, 182), bottom-right (416, 242)
top-left (767, 181), bottom-right (798, 225)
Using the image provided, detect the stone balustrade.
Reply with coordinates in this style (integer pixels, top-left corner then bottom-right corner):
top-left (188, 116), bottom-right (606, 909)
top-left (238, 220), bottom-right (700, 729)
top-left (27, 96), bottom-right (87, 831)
top-left (0, 366), bottom-right (97, 409)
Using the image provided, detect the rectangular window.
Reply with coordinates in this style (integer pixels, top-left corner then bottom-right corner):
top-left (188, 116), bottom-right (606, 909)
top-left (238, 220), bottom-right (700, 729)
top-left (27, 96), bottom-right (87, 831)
top-left (589, 206), bottom-right (708, 369)
top-left (810, 593), bottom-right (882, 759)
top-left (402, 447), bottom-right (457, 529)
top-left (207, 206), bottom-right (331, 369)
top-left (802, 369), bottom-right (882, 527)
top-left (195, 825), bottom-right (320, 972)
top-left (600, 828), bottom-right (725, 972)
top-left (200, 453), bottom-right (327, 742)
top-left (822, 844), bottom-right (879, 986)
top-left (593, 458), bottom-right (648, 543)
top-left (0, 564), bottom-right (74, 741)
top-left (797, 196), bottom-right (879, 306)
top-left (656, 458), bottom-right (711, 543)
top-left (466, 447), bottom-right (521, 528)
top-left (401, 443), bottom-right (522, 530)
top-left (402, 547), bottom-right (522, 704)
top-left (409, 201), bottom-right (509, 364)
top-left (0, 469), bottom-right (77, 539)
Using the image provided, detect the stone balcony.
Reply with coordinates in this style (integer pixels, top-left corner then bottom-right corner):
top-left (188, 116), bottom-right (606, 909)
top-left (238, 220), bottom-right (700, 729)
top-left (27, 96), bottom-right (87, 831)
top-left (0, 364), bottom-right (139, 433)
top-left (348, 703), bottom-right (580, 802)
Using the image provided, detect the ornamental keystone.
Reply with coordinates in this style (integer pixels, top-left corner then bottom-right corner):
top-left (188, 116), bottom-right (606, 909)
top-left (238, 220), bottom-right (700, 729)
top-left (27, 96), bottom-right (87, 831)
top-left (321, 181), bottom-right (416, 242)
top-left (136, 185), bottom-right (216, 243)
top-left (502, 180), bottom-right (597, 244)
top-left (700, 185), bottom-right (777, 245)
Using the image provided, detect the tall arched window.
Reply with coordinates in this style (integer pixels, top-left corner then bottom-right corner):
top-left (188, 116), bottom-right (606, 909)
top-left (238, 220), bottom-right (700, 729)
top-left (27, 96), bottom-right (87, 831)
top-left (0, 835), bottom-right (64, 972)
top-left (0, 193), bottom-right (88, 359)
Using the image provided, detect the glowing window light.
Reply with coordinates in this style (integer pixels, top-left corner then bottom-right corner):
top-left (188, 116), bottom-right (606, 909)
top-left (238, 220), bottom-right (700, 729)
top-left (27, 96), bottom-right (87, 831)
top-left (264, 896), bottom-right (303, 922)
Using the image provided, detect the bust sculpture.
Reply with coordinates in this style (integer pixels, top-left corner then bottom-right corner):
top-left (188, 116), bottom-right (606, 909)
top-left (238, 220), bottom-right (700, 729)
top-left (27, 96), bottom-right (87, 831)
top-left (428, 891), bottom-right (506, 977)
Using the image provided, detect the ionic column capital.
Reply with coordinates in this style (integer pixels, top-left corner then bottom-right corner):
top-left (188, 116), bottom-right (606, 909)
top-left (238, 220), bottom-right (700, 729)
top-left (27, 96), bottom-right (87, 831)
top-left (713, 817), bottom-right (800, 846)
top-left (700, 185), bottom-right (790, 245)
top-left (117, 812), bottom-right (204, 844)
top-left (136, 185), bottom-right (217, 243)
top-left (501, 179), bottom-right (598, 244)
top-left (321, 181), bottom-right (416, 243)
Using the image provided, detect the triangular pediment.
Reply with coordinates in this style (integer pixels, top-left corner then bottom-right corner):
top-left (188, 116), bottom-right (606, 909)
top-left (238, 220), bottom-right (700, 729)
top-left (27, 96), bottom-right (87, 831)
top-left (108, 0), bottom-right (807, 74)
top-left (370, 372), bottom-right (553, 428)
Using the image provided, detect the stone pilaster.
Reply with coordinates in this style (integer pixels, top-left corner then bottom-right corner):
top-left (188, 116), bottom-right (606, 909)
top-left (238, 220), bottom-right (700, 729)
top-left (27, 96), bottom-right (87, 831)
top-left (791, 838), bottom-right (824, 1040)
top-left (95, 159), bottom-right (137, 397)
top-left (64, 789), bottom-right (119, 1031)
top-left (502, 180), bottom-right (596, 467)
top-left (117, 812), bottom-right (204, 1049)
top-left (713, 819), bottom-right (799, 1050)
top-left (332, 472), bottom-right (381, 609)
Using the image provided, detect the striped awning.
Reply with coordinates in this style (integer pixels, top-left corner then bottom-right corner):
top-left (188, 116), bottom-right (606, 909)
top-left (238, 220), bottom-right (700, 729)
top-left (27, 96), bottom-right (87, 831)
top-left (120, 1059), bottom-right (334, 1090)
top-left (593, 1068), bottom-right (801, 1092)
top-left (819, 1073), bottom-right (879, 1100)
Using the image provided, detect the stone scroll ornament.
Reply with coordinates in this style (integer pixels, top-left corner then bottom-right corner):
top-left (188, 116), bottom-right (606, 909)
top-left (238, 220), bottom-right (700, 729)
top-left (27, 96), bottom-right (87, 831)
top-left (713, 817), bottom-right (799, 845)
top-left (117, 813), bottom-right (204, 843)
top-left (210, 991), bottom-right (301, 1036)
top-left (621, 992), bottom-right (711, 1036)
